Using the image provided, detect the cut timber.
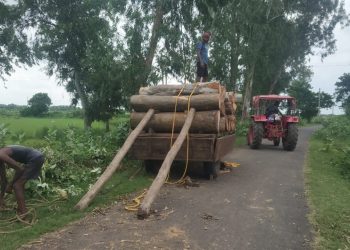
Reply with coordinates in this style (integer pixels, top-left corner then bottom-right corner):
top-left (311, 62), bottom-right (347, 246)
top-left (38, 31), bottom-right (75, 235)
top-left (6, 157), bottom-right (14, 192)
top-left (74, 109), bottom-right (155, 210)
top-left (219, 115), bottom-right (236, 133)
top-left (130, 94), bottom-right (221, 112)
top-left (224, 101), bottom-right (234, 115)
top-left (139, 82), bottom-right (224, 96)
top-left (130, 110), bottom-right (220, 133)
top-left (137, 108), bottom-right (196, 219)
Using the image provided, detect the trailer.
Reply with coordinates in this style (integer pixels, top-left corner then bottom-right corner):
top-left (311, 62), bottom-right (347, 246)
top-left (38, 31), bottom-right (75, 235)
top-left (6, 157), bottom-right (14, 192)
top-left (129, 132), bottom-right (235, 179)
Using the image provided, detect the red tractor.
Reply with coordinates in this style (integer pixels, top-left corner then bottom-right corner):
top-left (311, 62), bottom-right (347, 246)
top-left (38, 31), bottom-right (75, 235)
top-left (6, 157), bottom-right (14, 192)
top-left (247, 95), bottom-right (299, 151)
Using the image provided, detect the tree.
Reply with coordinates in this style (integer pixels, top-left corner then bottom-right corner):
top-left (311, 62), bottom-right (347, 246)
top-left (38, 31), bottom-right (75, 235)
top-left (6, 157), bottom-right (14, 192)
top-left (319, 92), bottom-right (334, 109)
top-left (0, 1), bottom-right (33, 80)
top-left (20, 92), bottom-right (51, 117)
top-left (334, 73), bottom-right (350, 115)
top-left (288, 80), bottom-right (319, 122)
top-left (23, 0), bottom-right (123, 128)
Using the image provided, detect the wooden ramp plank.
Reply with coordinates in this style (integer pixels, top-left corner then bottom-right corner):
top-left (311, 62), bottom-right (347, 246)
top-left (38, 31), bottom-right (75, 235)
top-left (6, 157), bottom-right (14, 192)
top-left (74, 109), bottom-right (155, 210)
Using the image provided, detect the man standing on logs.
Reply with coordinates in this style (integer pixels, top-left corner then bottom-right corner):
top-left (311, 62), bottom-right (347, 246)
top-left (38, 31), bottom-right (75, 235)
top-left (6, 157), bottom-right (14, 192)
top-left (196, 31), bottom-right (211, 83)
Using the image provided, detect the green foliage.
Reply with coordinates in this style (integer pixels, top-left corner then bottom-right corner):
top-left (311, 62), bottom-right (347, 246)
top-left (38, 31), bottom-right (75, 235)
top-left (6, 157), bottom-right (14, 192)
top-left (20, 93), bottom-right (52, 117)
top-left (235, 120), bottom-right (250, 137)
top-left (335, 73), bottom-right (350, 115)
top-left (307, 138), bottom-right (350, 250)
top-left (0, 123), bottom-right (9, 147)
top-left (0, 1), bottom-right (33, 80)
top-left (314, 116), bottom-right (350, 180)
top-left (288, 80), bottom-right (320, 122)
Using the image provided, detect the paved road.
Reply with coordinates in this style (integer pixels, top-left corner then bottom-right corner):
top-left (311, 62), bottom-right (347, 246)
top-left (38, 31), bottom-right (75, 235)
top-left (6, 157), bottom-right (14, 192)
top-left (22, 127), bottom-right (316, 250)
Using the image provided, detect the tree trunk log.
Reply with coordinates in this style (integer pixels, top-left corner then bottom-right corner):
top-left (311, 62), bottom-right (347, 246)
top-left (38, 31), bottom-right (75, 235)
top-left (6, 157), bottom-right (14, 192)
top-left (139, 82), bottom-right (224, 96)
top-left (130, 94), bottom-right (221, 112)
top-left (137, 108), bottom-right (196, 219)
top-left (130, 111), bottom-right (220, 133)
top-left (74, 109), bottom-right (155, 210)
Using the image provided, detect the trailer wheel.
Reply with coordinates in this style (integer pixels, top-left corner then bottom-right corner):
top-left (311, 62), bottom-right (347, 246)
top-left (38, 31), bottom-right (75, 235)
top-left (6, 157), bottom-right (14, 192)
top-left (203, 161), bottom-right (220, 180)
top-left (144, 160), bottom-right (161, 174)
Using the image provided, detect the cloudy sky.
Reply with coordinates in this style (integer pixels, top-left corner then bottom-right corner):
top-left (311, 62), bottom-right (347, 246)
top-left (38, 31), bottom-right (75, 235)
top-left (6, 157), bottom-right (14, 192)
top-left (1, 4), bottom-right (349, 114)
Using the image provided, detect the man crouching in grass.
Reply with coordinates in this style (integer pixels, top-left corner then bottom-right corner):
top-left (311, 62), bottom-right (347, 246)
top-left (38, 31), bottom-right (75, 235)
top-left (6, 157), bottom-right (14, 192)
top-left (0, 145), bottom-right (44, 216)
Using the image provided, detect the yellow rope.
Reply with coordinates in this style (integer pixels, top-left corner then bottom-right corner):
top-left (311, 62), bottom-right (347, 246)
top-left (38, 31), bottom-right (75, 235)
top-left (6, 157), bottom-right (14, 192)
top-left (124, 189), bottom-right (147, 211)
top-left (223, 161), bottom-right (240, 168)
top-left (0, 194), bottom-right (65, 234)
top-left (124, 83), bottom-right (200, 212)
top-left (166, 82), bottom-right (199, 185)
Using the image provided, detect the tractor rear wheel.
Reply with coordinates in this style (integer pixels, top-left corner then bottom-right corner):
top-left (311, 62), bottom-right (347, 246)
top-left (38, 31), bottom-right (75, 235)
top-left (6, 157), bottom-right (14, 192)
top-left (250, 122), bottom-right (264, 149)
top-left (283, 123), bottom-right (298, 151)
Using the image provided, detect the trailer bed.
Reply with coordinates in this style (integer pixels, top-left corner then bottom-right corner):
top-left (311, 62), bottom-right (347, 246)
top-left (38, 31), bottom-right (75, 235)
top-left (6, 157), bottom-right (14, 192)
top-left (129, 133), bottom-right (235, 162)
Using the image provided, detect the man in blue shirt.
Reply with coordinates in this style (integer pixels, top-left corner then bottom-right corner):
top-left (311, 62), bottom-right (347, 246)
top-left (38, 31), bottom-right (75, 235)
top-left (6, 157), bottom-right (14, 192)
top-left (196, 31), bottom-right (211, 82)
top-left (0, 145), bottom-right (44, 216)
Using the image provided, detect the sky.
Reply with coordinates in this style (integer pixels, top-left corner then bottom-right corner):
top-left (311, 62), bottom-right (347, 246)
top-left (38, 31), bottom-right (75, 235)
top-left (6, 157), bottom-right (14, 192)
top-left (308, 0), bottom-right (350, 114)
top-left (0, 4), bottom-right (349, 114)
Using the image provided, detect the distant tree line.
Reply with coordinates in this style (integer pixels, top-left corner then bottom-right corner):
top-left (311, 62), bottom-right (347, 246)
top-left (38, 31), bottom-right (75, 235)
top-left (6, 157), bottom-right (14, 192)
top-left (0, 95), bottom-right (83, 118)
top-left (0, 0), bottom-right (348, 127)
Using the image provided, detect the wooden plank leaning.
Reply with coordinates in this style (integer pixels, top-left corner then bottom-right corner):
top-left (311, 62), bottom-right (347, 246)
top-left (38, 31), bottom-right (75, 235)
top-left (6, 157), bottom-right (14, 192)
top-left (137, 108), bottom-right (196, 219)
top-left (74, 108), bottom-right (155, 210)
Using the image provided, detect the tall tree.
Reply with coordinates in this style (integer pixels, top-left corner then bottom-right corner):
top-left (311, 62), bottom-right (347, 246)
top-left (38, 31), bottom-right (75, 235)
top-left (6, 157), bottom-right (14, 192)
top-left (0, 1), bottom-right (33, 80)
top-left (23, 0), bottom-right (123, 128)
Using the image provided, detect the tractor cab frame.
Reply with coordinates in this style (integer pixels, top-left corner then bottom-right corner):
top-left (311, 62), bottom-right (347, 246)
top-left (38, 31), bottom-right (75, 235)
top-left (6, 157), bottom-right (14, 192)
top-left (247, 95), bottom-right (299, 151)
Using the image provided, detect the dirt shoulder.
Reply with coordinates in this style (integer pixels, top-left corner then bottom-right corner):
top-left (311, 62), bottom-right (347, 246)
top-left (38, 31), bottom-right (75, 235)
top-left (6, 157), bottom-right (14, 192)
top-left (21, 127), bottom-right (316, 250)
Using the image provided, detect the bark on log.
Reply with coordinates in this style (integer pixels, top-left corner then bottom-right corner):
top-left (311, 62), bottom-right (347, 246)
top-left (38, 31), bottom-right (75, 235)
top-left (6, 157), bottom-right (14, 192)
top-left (74, 109), bottom-right (155, 210)
top-left (219, 117), bottom-right (226, 132)
top-left (130, 94), bottom-right (221, 112)
top-left (137, 108), bottom-right (196, 219)
top-left (139, 82), bottom-right (224, 96)
top-left (130, 111), bottom-right (220, 133)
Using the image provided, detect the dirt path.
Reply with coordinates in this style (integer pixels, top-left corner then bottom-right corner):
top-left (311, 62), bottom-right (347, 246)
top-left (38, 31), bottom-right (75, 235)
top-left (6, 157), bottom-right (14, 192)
top-left (21, 127), bottom-right (316, 250)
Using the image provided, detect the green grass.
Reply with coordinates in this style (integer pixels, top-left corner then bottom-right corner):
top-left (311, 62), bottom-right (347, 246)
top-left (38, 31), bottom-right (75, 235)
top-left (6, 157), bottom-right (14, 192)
top-left (306, 139), bottom-right (350, 250)
top-left (0, 164), bottom-right (152, 250)
top-left (0, 116), bottom-right (103, 136)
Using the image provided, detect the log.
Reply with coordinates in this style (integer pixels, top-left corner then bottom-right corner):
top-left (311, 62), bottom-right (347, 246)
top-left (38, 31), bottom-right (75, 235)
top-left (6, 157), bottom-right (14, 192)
top-left (74, 109), bottom-right (155, 210)
top-left (130, 111), bottom-right (220, 133)
top-left (219, 117), bottom-right (226, 132)
top-left (130, 94), bottom-right (221, 112)
top-left (224, 101), bottom-right (234, 115)
top-left (139, 82), bottom-right (224, 96)
top-left (137, 108), bottom-right (196, 219)
top-left (219, 115), bottom-right (236, 132)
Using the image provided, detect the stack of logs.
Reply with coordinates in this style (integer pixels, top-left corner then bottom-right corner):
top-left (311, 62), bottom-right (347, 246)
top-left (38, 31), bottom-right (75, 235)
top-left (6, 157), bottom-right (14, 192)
top-left (129, 81), bottom-right (239, 134)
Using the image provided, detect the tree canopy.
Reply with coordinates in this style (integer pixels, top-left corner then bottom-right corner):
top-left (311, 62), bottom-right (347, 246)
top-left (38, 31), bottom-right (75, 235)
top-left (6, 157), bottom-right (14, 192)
top-left (20, 92), bottom-right (52, 117)
top-left (1, 0), bottom-right (348, 126)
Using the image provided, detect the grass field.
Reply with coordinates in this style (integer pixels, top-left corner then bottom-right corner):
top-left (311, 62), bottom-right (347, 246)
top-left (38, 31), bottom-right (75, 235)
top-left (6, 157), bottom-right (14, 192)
top-left (0, 115), bottom-right (129, 143)
top-left (0, 116), bottom-right (102, 136)
top-left (306, 138), bottom-right (350, 249)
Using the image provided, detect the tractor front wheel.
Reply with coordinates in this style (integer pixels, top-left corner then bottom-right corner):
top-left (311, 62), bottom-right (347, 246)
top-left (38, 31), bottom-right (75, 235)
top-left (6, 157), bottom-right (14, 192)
top-left (249, 122), bottom-right (264, 149)
top-left (283, 123), bottom-right (298, 151)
